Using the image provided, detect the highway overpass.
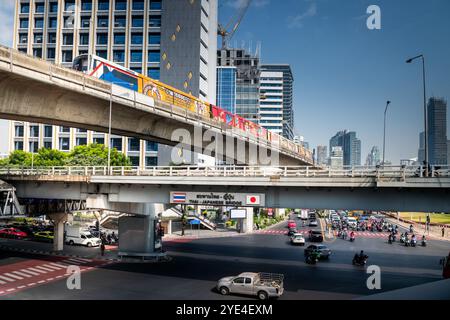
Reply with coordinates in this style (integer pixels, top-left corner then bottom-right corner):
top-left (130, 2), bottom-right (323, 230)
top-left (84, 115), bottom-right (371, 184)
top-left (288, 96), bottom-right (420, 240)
top-left (0, 46), bottom-right (312, 166)
top-left (2, 165), bottom-right (450, 213)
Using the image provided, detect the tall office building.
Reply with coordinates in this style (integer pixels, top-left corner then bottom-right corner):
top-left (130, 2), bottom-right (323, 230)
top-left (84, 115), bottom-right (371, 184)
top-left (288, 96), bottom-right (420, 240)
top-left (217, 48), bottom-right (260, 122)
top-left (259, 70), bottom-right (283, 135)
top-left (216, 66), bottom-right (237, 113)
top-left (365, 146), bottom-right (380, 166)
top-left (427, 97), bottom-right (447, 165)
top-left (418, 131), bottom-right (425, 164)
top-left (330, 146), bottom-right (343, 169)
top-left (9, 0), bottom-right (218, 168)
top-left (329, 130), bottom-right (361, 166)
top-left (261, 65), bottom-right (294, 140)
top-left (316, 145), bottom-right (327, 166)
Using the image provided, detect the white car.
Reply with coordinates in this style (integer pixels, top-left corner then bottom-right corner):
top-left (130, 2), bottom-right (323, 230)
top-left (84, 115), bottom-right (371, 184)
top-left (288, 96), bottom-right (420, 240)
top-left (347, 217), bottom-right (358, 228)
top-left (291, 233), bottom-right (306, 246)
top-left (309, 220), bottom-right (318, 227)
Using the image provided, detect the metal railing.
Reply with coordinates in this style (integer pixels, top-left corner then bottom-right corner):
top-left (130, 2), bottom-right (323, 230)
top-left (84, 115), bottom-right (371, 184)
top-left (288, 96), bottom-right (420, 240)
top-left (1, 165), bottom-right (449, 179)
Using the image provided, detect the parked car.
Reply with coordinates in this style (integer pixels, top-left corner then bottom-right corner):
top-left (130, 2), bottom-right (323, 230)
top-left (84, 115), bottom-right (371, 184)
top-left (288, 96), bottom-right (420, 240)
top-left (33, 231), bottom-right (54, 243)
top-left (309, 230), bottom-right (324, 242)
top-left (290, 233), bottom-right (305, 246)
top-left (309, 220), bottom-right (318, 227)
top-left (0, 228), bottom-right (28, 239)
top-left (217, 272), bottom-right (284, 300)
top-left (304, 244), bottom-right (331, 259)
top-left (287, 220), bottom-right (296, 229)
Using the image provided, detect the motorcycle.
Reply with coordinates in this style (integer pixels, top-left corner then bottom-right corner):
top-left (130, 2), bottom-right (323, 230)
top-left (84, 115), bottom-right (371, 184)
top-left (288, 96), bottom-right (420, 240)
top-left (392, 234), bottom-right (396, 242)
top-left (404, 238), bottom-right (410, 247)
top-left (352, 254), bottom-right (368, 266)
top-left (410, 239), bottom-right (417, 247)
top-left (306, 251), bottom-right (321, 265)
top-left (350, 235), bottom-right (355, 242)
top-left (421, 239), bottom-right (427, 247)
top-left (388, 236), bottom-right (393, 244)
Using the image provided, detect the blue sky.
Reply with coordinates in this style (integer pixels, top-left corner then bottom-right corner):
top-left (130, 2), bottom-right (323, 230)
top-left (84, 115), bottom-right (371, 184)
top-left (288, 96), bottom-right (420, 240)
top-left (222, 0), bottom-right (450, 163)
top-left (0, 0), bottom-right (449, 164)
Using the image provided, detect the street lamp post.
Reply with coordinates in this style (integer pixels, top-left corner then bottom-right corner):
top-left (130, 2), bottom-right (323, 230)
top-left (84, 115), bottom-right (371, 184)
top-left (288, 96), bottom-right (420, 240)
top-left (382, 100), bottom-right (391, 167)
top-left (406, 54), bottom-right (428, 176)
top-left (107, 86), bottom-right (112, 174)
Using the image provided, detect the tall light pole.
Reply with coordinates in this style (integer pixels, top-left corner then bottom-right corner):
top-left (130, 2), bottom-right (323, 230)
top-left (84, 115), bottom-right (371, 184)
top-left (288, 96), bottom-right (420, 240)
top-left (406, 54), bottom-right (428, 176)
top-left (108, 86), bottom-right (112, 174)
top-left (382, 100), bottom-right (391, 167)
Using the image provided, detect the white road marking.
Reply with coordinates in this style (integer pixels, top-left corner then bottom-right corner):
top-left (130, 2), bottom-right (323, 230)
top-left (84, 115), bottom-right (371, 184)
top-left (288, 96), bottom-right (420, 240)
top-left (0, 275), bottom-right (16, 282)
top-left (6, 288), bottom-right (15, 292)
top-left (43, 264), bottom-right (64, 270)
top-left (20, 269), bottom-right (40, 276)
top-left (49, 263), bottom-right (68, 269)
top-left (37, 280), bottom-right (46, 284)
top-left (12, 271), bottom-right (31, 278)
top-left (65, 259), bottom-right (83, 264)
top-left (17, 285), bottom-right (26, 289)
top-left (27, 283), bottom-right (36, 286)
top-left (34, 265), bottom-right (56, 272)
top-left (27, 267), bottom-right (47, 274)
top-left (0, 280), bottom-right (6, 285)
top-left (70, 257), bottom-right (91, 262)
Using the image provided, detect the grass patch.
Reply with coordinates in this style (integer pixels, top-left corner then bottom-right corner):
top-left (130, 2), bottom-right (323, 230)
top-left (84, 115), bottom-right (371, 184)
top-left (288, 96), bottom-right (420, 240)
top-left (399, 212), bottom-right (450, 225)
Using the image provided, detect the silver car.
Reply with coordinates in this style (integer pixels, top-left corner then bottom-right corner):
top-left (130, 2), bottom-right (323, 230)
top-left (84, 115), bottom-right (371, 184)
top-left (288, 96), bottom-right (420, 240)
top-left (217, 272), bottom-right (284, 300)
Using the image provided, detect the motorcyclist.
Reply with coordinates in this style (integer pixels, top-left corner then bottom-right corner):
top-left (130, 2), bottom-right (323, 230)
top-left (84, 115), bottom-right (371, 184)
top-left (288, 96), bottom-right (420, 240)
top-left (350, 231), bottom-right (355, 239)
top-left (411, 234), bottom-right (417, 246)
top-left (388, 233), bottom-right (393, 243)
top-left (409, 224), bottom-right (414, 233)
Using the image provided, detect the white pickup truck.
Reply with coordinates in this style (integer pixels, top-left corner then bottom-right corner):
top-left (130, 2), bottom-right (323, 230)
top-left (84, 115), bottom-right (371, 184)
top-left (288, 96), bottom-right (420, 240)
top-left (217, 272), bottom-right (284, 300)
top-left (65, 225), bottom-right (102, 247)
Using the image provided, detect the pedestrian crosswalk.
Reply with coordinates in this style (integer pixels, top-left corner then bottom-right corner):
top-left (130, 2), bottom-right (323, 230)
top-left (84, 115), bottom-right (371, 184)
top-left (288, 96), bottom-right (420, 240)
top-left (0, 256), bottom-right (111, 297)
top-left (255, 229), bottom-right (390, 238)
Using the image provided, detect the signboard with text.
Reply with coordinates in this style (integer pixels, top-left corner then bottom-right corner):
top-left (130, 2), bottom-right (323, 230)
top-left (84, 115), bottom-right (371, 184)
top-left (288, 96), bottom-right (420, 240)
top-left (170, 192), bottom-right (265, 207)
top-left (230, 209), bottom-right (247, 219)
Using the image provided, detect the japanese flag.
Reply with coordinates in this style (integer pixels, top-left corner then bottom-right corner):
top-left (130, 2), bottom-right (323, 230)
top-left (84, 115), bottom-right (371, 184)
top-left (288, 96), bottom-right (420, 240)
top-left (246, 195), bottom-right (260, 205)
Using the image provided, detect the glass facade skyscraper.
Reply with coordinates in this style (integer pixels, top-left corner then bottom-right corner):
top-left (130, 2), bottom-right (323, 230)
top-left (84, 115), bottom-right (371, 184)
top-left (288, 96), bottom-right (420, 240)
top-left (329, 130), bottom-right (361, 166)
top-left (216, 66), bottom-right (237, 113)
top-left (427, 97), bottom-right (448, 165)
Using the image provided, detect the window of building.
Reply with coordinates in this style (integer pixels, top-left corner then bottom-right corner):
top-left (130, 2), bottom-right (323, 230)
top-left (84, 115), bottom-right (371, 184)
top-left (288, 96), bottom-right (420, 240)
top-left (19, 34), bottom-right (28, 44)
top-left (148, 51), bottom-right (160, 63)
top-left (130, 67), bottom-right (142, 73)
top-left (81, 0), bottom-right (92, 11)
top-left (93, 137), bottom-right (105, 145)
top-left (63, 33), bottom-right (73, 45)
top-left (133, 0), bottom-right (145, 11)
top-left (129, 156), bottom-right (140, 166)
top-left (34, 33), bottom-right (43, 44)
top-left (18, 48), bottom-right (27, 54)
top-left (35, 18), bottom-right (44, 29)
top-left (150, 1), bottom-right (162, 10)
top-left (20, 19), bottom-right (29, 29)
top-left (110, 138), bottom-right (122, 151)
top-left (49, 17), bottom-right (58, 28)
top-left (65, 0), bottom-right (75, 12)
top-left (33, 48), bottom-right (42, 58)
top-left (29, 141), bottom-right (39, 153)
top-left (98, 0), bottom-right (109, 11)
top-left (148, 33), bottom-right (160, 45)
top-left (131, 33), bottom-right (143, 45)
top-left (63, 16), bottom-right (74, 28)
top-left (148, 68), bottom-right (160, 80)
top-left (115, 0), bottom-right (127, 11)
top-left (97, 16), bottom-right (108, 28)
top-left (15, 125), bottom-right (24, 137)
top-left (113, 50), bottom-right (125, 62)
top-left (59, 138), bottom-right (70, 151)
top-left (79, 33), bottom-right (89, 45)
top-left (114, 16), bottom-right (126, 28)
top-left (60, 126), bottom-right (70, 133)
top-left (130, 50), bottom-right (142, 62)
top-left (77, 128), bottom-right (87, 133)
top-left (132, 16), bottom-right (143, 28)
top-left (149, 16), bottom-right (161, 27)
top-left (96, 33), bottom-right (108, 45)
top-left (47, 48), bottom-right (55, 59)
top-left (48, 33), bottom-right (57, 43)
top-left (62, 50), bottom-right (73, 62)
top-left (96, 50), bottom-right (107, 59)
top-left (114, 33), bottom-right (125, 45)
top-left (35, 3), bottom-right (45, 13)
top-left (146, 141), bottom-right (158, 152)
top-left (44, 141), bottom-right (52, 149)
top-left (21, 4), bottom-right (30, 14)
top-left (80, 16), bottom-right (91, 28)
top-left (128, 138), bottom-right (140, 151)
top-left (76, 137), bottom-right (87, 146)
top-left (146, 156), bottom-right (157, 166)
top-left (49, 2), bottom-right (58, 13)
top-left (44, 126), bottom-right (53, 137)
top-left (14, 141), bottom-right (24, 151)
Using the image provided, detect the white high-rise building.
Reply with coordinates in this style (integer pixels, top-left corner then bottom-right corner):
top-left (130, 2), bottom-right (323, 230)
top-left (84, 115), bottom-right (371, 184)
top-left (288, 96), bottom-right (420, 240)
top-left (9, 0), bottom-right (218, 168)
top-left (330, 146), bottom-right (343, 169)
top-left (259, 70), bottom-right (283, 135)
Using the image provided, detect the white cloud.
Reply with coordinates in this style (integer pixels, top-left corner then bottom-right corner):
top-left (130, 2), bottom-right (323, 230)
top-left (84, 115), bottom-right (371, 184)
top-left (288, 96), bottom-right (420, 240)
top-left (227, 0), bottom-right (270, 9)
top-left (0, 0), bottom-right (15, 47)
top-left (287, 2), bottom-right (317, 29)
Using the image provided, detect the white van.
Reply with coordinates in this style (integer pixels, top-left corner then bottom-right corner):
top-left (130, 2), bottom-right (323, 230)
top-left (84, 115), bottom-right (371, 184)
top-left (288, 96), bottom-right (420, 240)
top-left (65, 225), bottom-right (102, 247)
top-left (346, 217), bottom-right (358, 228)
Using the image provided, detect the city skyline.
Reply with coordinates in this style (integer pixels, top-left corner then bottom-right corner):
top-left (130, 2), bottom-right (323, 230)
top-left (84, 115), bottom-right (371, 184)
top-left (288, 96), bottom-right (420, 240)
top-left (0, 0), bottom-right (450, 165)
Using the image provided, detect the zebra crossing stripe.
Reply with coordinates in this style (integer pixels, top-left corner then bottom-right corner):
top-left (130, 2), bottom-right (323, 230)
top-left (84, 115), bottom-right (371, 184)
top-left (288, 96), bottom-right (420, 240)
top-left (64, 259), bottom-right (82, 265)
top-left (12, 271), bottom-right (32, 278)
top-left (49, 263), bottom-right (68, 269)
top-left (0, 275), bottom-right (16, 282)
top-left (19, 269), bottom-right (41, 276)
top-left (43, 264), bottom-right (64, 271)
top-left (34, 265), bottom-right (57, 272)
top-left (27, 267), bottom-right (47, 274)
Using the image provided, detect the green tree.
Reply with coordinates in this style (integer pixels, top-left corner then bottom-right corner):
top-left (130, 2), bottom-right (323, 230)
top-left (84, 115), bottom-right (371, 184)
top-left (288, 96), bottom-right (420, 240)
top-left (34, 148), bottom-right (67, 166)
top-left (64, 143), bottom-right (131, 166)
top-left (7, 150), bottom-right (32, 166)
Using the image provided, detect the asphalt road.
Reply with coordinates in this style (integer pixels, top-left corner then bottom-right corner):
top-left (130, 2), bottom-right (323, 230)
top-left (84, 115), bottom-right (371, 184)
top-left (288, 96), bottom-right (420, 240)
top-left (0, 215), bottom-right (448, 300)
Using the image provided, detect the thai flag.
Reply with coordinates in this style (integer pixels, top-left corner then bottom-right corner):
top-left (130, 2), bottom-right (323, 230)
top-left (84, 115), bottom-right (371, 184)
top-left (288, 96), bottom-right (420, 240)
top-left (172, 193), bottom-right (186, 203)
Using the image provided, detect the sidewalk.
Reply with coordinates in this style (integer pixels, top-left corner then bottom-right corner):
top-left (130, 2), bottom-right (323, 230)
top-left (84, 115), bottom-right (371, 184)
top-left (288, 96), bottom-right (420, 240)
top-left (163, 227), bottom-right (242, 240)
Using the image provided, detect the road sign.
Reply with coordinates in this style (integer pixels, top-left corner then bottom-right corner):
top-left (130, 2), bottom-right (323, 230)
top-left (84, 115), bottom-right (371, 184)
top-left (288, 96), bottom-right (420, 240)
top-left (189, 219), bottom-right (201, 225)
top-left (169, 192), bottom-right (265, 207)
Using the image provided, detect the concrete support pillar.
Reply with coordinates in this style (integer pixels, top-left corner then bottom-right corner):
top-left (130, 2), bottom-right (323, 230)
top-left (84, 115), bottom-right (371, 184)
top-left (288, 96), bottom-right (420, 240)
top-left (242, 207), bottom-right (254, 233)
top-left (48, 213), bottom-right (69, 252)
top-left (167, 219), bottom-right (172, 235)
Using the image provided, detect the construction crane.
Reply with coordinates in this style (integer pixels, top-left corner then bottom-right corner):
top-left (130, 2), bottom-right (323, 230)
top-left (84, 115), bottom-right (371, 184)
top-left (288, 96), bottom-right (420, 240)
top-left (218, 0), bottom-right (252, 49)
